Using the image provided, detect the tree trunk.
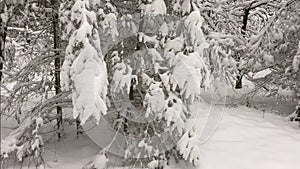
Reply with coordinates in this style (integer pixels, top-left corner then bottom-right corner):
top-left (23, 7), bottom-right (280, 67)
top-left (235, 8), bottom-right (250, 89)
top-left (235, 75), bottom-right (243, 89)
top-left (241, 8), bottom-right (250, 36)
top-left (76, 117), bottom-right (83, 138)
top-left (0, 2), bottom-right (7, 83)
top-left (51, 0), bottom-right (63, 139)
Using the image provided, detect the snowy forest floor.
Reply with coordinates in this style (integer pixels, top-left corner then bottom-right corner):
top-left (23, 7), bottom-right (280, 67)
top-left (1, 101), bottom-right (300, 169)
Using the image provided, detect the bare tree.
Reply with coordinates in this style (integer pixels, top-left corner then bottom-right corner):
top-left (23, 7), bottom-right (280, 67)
top-left (51, 0), bottom-right (63, 139)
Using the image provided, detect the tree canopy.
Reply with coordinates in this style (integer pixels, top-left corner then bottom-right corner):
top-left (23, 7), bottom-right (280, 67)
top-left (0, 0), bottom-right (299, 168)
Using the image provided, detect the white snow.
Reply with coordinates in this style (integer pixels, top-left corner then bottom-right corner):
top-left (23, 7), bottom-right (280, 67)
top-left (71, 0), bottom-right (88, 23)
top-left (184, 2), bottom-right (204, 27)
top-left (71, 40), bottom-right (108, 125)
top-left (170, 52), bottom-right (209, 101)
top-left (178, 131), bottom-right (201, 164)
top-left (93, 151), bottom-right (109, 169)
top-left (139, 0), bottom-right (167, 16)
top-left (164, 92), bottom-right (186, 132)
top-left (2, 104), bottom-right (300, 169)
top-left (262, 53), bottom-right (274, 66)
top-left (147, 159), bottom-right (159, 169)
top-left (138, 32), bottom-right (160, 48)
top-left (111, 62), bottom-right (133, 94)
top-left (277, 86), bottom-right (296, 98)
top-left (100, 13), bottom-right (119, 41)
top-left (181, 0), bottom-right (192, 16)
top-left (223, 55), bottom-right (238, 73)
top-left (75, 19), bottom-right (92, 43)
top-left (144, 82), bottom-right (165, 117)
top-left (250, 68), bottom-right (272, 79)
top-left (196, 106), bottom-right (300, 169)
top-left (292, 41), bottom-right (300, 72)
top-left (2, 0), bottom-right (300, 168)
top-left (105, 1), bottom-right (117, 14)
top-left (164, 36), bottom-right (184, 54)
top-left (159, 22), bottom-right (169, 37)
top-left (148, 49), bottom-right (164, 73)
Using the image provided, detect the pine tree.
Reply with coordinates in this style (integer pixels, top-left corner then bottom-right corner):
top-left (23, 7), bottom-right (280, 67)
top-left (2, 1), bottom-right (300, 168)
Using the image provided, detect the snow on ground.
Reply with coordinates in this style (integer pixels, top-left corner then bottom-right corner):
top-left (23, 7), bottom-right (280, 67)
top-left (2, 105), bottom-right (300, 169)
top-left (197, 106), bottom-right (300, 169)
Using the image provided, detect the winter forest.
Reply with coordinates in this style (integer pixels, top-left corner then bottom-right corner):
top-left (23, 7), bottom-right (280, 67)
top-left (0, 0), bottom-right (300, 168)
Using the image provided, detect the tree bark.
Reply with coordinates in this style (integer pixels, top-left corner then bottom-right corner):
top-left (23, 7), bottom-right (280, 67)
top-left (235, 7), bottom-right (250, 89)
top-left (51, 0), bottom-right (63, 139)
top-left (241, 8), bottom-right (250, 36)
top-left (235, 1), bottom-right (271, 89)
top-left (0, 2), bottom-right (7, 83)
